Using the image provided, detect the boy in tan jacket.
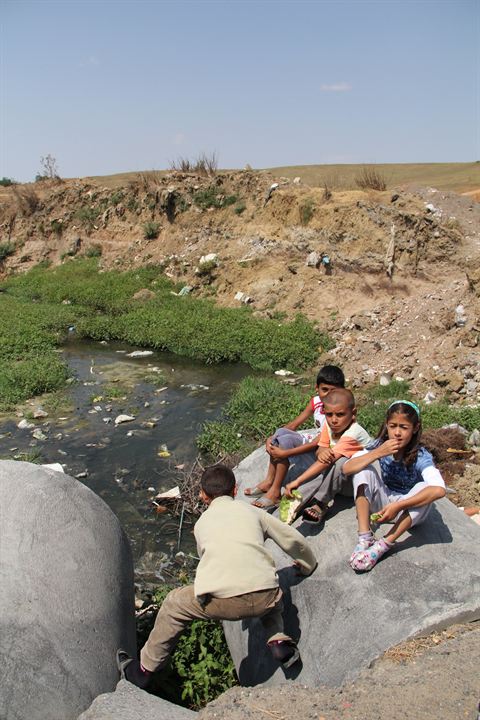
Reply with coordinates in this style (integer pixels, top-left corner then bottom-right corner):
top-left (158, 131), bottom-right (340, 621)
top-left (118, 464), bottom-right (317, 687)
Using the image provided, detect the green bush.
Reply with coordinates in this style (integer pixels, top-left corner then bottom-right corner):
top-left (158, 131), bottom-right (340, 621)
top-left (143, 221), bottom-right (161, 240)
top-left (85, 243), bottom-right (102, 258)
top-left (75, 206), bottom-right (100, 231)
top-left (0, 242), bottom-right (15, 262)
top-left (198, 377), bottom-right (311, 458)
top-left (0, 177), bottom-right (15, 186)
top-left (234, 201), bottom-right (246, 215)
top-left (299, 198), bottom-right (315, 225)
top-left (150, 586), bottom-right (237, 709)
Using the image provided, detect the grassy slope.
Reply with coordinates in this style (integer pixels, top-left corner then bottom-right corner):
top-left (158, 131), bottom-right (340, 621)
top-left (86, 163), bottom-right (480, 193)
top-left (268, 162), bottom-right (480, 193)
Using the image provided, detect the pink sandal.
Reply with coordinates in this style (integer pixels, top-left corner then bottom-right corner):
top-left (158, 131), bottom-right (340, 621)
top-left (350, 538), bottom-right (392, 572)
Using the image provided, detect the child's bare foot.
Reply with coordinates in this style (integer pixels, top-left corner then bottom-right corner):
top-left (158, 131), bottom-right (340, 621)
top-left (244, 481), bottom-right (273, 496)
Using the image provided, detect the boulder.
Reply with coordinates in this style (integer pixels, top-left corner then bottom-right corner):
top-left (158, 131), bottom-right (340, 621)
top-left (77, 680), bottom-right (196, 720)
top-left (0, 461), bottom-right (136, 720)
top-left (224, 442), bottom-right (480, 687)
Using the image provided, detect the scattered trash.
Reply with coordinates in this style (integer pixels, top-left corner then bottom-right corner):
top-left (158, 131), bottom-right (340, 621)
top-left (454, 304), bottom-right (467, 327)
top-left (75, 471), bottom-right (88, 479)
top-left (275, 369), bottom-right (294, 377)
top-left (141, 420), bottom-right (157, 428)
top-left (175, 464), bottom-right (185, 470)
top-left (157, 450), bottom-right (171, 458)
top-left (114, 414), bottom-right (135, 425)
top-left (177, 285), bottom-right (192, 296)
top-left (126, 350), bottom-right (154, 358)
top-left (155, 486), bottom-right (181, 500)
top-left (180, 383), bottom-right (209, 391)
top-left (234, 291), bottom-right (253, 304)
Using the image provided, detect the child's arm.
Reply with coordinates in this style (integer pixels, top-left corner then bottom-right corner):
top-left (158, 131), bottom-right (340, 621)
top-left (342, 438), bottom-right (402, 475)
top-left (284, 458), bottom-right (332, 497)
top-left (260, 512), bottom-right (317, 576)
top-left (376, 485), bottom-right (446, 522)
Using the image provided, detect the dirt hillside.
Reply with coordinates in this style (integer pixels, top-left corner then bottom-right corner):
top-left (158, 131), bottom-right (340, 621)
top-left (1, 170), bottom-right (479, 401)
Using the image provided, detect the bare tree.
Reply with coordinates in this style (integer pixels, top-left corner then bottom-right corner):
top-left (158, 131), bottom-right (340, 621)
top-left (37, 154), bottom-right (60, 180)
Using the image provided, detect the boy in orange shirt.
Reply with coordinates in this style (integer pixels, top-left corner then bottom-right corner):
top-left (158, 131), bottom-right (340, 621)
top-left (285, 388), bottom-right (371, 523)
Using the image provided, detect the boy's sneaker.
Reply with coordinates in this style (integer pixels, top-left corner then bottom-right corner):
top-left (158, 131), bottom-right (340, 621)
top-left (267, 639), bottom-right (300, 668)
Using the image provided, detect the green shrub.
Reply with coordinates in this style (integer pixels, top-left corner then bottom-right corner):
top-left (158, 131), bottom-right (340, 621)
top-left (85, 243), bottom-right (102, 258)
top-left (299, 198), bottom-right (315, 225)
top-left (149, 586), bottom-right (237, 709)
top-left (50, 219), bottom-right (63, 236)
top-left (234, 201), bottom-right (246, 215)
top-left (75, 206), bottom-right (100, 231)
top-left (0, 177), bottom-right (15, 186)
top-left (198, 377), bottom-right (311, 458)
top-left (143, 221), bottom-right (160, 240)
top-left (0, 242), bottom-right (15, 262)
top-left (110, 190), bottom-right (124, 206)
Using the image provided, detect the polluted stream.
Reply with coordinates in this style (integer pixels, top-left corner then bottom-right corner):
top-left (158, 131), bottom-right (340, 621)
top-left (0, 339), bottom-right (253, 585)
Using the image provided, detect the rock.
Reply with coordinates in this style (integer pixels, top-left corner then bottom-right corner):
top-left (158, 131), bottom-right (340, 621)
top-left (379, 373), bottom-right (392, 386)
top-left (442, 422), bottom-right (469, 435)
top-left (454, 304), bottom-right (467, 327)
top-left (199, 253), bottom-right (218, 266)
top-left (423, 391), bottom-right (436, 404)
top-left (468, 429), bottom-right (480, 447)
top-left (32, 429), bottom-right (47, 441)
top-left (17, 419), bottom-right (35, 430)
top-left (33, 407), bottom-right (48, 419)
top-left (114, 414), bottom-right (135, 425)
top-left (67, 237), bottom-right (81, 256)
top-left (306, 251), bottom-right (321, 268)
top-left (223, 444), bottom-right (480, 688)
top-left (0, 461), bottom-right (135, 720)
top-left (132, 289), bottom-right (156, 301)
top-left (293, 177), bottom-right (301, 184)
top-left (77, 679), bottom-right (196, 719)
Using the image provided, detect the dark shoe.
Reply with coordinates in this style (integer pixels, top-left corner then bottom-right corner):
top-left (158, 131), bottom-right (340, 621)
top-left (267, 639), bottom-right (300, 668)
top-left (116, 650), bottom-right (152, 689)
top-left (302, 502), bottom-right (328, 524)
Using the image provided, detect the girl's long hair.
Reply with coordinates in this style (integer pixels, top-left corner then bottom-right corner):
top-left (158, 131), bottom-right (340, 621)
top-left (376, 402), bottom-right (422, 466)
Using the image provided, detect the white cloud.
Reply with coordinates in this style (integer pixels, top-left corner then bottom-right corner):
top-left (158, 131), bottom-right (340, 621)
top-left (320, 82), bottom-right (352, 92)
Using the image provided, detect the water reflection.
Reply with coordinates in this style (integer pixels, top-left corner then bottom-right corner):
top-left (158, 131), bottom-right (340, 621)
top-left (0, 339), bottom-right (253, 579)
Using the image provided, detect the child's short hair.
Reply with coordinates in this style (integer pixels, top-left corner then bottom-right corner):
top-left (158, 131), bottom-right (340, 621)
top-left (323, 388), bottom-right (355, 410)
top-left (201, 464), bottom-right (236, 499)
top-left (316, 365), bottom-right (345, 388)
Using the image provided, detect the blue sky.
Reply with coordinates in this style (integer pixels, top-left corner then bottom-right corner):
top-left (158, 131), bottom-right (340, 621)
top-left (2, 0), bottom-right (479, 181)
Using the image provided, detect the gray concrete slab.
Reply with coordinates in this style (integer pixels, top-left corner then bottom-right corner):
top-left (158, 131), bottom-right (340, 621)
top-left (77, 680), bottom-right (197, 719)
top-left (224, 443), bottom-right (480, 687)
top-left (0, 461), bottom-right (136, 720)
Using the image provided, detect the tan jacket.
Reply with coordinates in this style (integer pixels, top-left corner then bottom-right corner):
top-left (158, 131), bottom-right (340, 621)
top-left (193, 496), bottom-right (317, 598)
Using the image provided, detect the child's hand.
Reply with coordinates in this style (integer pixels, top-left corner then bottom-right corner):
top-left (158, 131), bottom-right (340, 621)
top-left (376, 501), bottom-right (401, 522)
top-left (265, 436), bottom-right (274, 454)
top-left (269, 445), bottom-right (287, 460)
top-left (379, 438), bottom-right (402, 457)
top-left (285, 481), bottom-right (299, 498)
top-left (316, 447), bottom-right (335, 464)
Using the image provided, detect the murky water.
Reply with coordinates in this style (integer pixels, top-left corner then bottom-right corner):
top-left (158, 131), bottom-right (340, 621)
top-left (0, 339), bottom-right (254, 581)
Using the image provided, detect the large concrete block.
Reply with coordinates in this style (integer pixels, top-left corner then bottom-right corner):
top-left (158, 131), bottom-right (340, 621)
top-left (0, 461), bottom-right (136, 720)
top-left (224, 444), bottom-right (480, 687)
top-left (77, 680), bottom-right (197, 719)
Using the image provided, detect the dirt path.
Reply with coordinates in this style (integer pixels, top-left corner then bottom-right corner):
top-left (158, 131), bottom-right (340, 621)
top-left (200, 623), bottom-right (480, 720)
